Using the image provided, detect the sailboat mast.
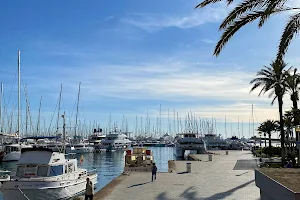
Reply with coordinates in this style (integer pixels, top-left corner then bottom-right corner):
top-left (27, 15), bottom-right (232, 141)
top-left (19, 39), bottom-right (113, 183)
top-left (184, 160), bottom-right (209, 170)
top-left (37, 96), bottom-right (42, 135)
top-left (159, 104), bottom-right (162, 135)
top-left (25, 85), bottom-right (28, 136)
top-left (225, 115), bottom-right (227, 138)
top-left (0, 82), bottom-right (3, 133)
top-left (17, 50), bottom-right (21, 138)
top-left (252, 103), bottom-right (254, 136)
top-left (238, 116), bottom-right (239, 138)
top-left (75, 82), bottom-right (81, 137)
top-left (62, 111), bottom-right (66, 154)
top-left (57, 84), bottom-right (62, 132)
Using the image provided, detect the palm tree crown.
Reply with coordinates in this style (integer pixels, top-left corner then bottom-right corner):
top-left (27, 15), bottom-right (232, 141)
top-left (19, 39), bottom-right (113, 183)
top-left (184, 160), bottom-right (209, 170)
top-left (257, 119), bottom-right (279, 147)
top-left (196, 0), bottom-right (300, 58)
top-left (250, 59), bottom-right (288, 103)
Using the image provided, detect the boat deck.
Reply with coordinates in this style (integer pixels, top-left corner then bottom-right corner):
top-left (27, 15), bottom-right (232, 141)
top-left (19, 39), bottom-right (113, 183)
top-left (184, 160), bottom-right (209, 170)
top-left (91, 150), bottom-right (260, 200)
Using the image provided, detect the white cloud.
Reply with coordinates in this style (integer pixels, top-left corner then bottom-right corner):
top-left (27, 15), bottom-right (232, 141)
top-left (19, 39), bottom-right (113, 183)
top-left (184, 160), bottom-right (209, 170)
top-left (201, 39), bottom-right (216, 44)
top-left (121, 3), bottom-right (231, 31)
top-left (27, 60), bottom-right (292, 122)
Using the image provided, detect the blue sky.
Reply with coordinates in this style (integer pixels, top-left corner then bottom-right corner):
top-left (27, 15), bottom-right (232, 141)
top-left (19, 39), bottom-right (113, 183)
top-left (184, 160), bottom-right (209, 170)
top-left (0, 0), bottom-right (299, 138)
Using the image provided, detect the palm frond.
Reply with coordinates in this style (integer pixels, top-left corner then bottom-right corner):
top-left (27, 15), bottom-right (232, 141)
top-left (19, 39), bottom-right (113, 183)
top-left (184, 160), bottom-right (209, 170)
top-left (277, 12), bottom-right (300, 59)
top-left (195, 0), bottom-right (223, 8)
top-left (220, 0), bottom-right (265, 30)
top-left (258, 5), bottom-right (292, 27)
top-left (214, 11), bottom-right (267, 56)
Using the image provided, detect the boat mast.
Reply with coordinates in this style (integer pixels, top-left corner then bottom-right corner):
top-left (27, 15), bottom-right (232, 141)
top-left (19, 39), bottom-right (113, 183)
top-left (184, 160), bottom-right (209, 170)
top-left (146, 109), bottom-right (148, 138)
top-left (173, 108), bottom-right (175, 137)
top-left (159, 104), bottom-right (162, 135)
top-left (252, 103), bottom-right (254, 136)
top-left (56, 84), bottom-right (62, 133)
top-left (24, 85), bottom-right (28, 136)
top-left (225, 115), bottom-right (227, 139)
top-left (0, 82), bottom-right (3, 133)
top-left (37, 96), bottom-right (42, 136)
top-left (75, 82), bottom-right (81, 138)
top-left (238, 116), bottom-right (239, 138)
top-left (17, 50), bottom-right (21, 138)
top-left (62, 111), bottom-right (66, 154)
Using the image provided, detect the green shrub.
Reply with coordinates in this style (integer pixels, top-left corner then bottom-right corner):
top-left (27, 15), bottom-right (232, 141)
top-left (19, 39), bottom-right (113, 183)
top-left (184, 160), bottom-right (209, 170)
top-left (262, 147), bottom-right (281, 157)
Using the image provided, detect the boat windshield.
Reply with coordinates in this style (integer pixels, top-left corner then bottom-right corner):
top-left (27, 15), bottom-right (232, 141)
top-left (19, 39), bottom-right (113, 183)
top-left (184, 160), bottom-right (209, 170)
top-left (49, 165), bottom-right (63, 176)
top-left (184, 134), bottom-right (196, 138)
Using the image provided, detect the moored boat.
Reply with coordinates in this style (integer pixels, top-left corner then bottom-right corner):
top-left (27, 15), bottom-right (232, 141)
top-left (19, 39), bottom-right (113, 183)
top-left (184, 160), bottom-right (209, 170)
top-left (2, 147), bottom-right (97, 200)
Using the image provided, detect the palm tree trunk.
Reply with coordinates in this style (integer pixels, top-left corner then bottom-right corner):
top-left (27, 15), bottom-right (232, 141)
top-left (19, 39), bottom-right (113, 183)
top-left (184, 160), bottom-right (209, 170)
top-left (292, 96), bottom-right (299, 161)
top-left (278, 95), bottom-right (285, 167)
top-left (268, 132), bottom-right (271, 148)
top-left (264, 133), bottom-right (267, 147)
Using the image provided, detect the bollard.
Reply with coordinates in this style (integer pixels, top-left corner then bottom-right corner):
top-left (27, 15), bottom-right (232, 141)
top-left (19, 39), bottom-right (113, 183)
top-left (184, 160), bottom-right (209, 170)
top-left (186, 162), bottom-right (191, 173)
top-left (168, 160), bottom-right (173, 173)
top-left (226, 151), bottom-right (228, 155)
top-left (208, 154), bottom-right (212, 161)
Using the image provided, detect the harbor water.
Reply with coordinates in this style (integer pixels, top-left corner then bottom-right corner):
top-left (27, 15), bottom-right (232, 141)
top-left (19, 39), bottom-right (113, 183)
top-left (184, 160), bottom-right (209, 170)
top-left (0, 147), bottom-right (175, 200)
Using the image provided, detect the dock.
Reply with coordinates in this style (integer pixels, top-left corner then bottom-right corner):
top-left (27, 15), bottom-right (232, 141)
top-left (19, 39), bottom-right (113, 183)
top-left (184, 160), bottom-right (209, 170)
top-left (92, 150), bottom-right (260, 200)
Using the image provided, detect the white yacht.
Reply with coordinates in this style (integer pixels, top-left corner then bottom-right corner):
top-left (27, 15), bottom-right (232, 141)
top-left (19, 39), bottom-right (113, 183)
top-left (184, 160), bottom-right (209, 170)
top-left (2, 147), bottom-right (97, 200)
top-left (66, 143), bottom-right (94, 154)
top-left (89, 134), bottom-right (106, 145)
top-left (174, 132), bottom-right (207, 158)
top-left (204, 134), bottom-right (228, 150)
top-left (99, 128), bottom-right (131, 151)
top-left (227, 136), bottom-right (243, 150)
top-left (2, 144), bottom-right (32, 162)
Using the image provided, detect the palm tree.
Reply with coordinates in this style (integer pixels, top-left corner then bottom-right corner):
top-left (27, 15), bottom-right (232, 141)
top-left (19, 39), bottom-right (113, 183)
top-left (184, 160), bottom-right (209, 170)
top-left (250, 59), bottom-right (288, 165)
top-left (257, 120), bottom-right (279, 147)
top-left (196, 0), bottom-right (300, 58)
top-left (286, 69), bottom-right (300, 141)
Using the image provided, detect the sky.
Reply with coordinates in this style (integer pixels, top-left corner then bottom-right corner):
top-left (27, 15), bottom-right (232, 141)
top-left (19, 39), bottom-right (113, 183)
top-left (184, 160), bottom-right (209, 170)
top-left (0, 0), bottom-right (299, 138)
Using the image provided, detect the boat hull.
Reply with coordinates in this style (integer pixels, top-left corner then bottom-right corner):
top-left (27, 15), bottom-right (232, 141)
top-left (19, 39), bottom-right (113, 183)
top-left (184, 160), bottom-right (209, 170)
top-left (66, 146), bottom-right (94, 154)
top-left (174, 145), bottom-right (207, 158)
top-left (2, 174), bottom-right (97, 200)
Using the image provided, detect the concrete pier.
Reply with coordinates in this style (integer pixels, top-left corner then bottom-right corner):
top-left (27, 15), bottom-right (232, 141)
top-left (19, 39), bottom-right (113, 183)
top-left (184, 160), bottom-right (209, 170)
top-left (93, 150), bottom-right (260, 200)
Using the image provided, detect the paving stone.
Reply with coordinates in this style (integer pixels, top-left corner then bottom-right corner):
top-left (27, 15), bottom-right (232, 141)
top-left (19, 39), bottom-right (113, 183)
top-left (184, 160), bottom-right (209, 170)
top-left (96, 150), bottom-right (260, 200)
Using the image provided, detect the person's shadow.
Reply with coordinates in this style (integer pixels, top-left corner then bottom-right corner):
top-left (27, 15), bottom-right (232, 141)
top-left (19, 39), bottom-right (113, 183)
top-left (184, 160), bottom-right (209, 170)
top-left (127, 181), bottom-right (151, 188)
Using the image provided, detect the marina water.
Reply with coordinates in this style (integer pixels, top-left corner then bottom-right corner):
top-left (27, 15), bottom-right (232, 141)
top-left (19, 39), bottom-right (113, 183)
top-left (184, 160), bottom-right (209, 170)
top-left (0, 147), bottom-right (175, 200)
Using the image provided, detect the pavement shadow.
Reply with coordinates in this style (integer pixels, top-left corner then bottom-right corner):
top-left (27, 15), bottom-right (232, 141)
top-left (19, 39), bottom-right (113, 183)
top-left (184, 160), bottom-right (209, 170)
top-left (156, 192), bottom-right (169, 200)
top-left (235, 171), bottom-right (250, 176)
top-left (155, 179), bottom-right (255, 200)
top-left (203, 179), bottom-right (255, 200)
top-left (177, 172), bottom-right (188, 174)
top-left (127, 181), bottom-right (151, 188)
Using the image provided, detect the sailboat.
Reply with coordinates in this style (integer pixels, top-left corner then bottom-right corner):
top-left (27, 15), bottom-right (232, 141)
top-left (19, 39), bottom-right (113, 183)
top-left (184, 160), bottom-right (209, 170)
top-left (1, 112), bottom-right (98, 199)
top-left (2, 50), bottom-right (32, 162)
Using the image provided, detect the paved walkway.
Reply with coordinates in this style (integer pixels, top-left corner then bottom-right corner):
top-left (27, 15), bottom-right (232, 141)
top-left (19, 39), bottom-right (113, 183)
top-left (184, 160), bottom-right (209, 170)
top-left (94, 150), bottom-right (260, 200)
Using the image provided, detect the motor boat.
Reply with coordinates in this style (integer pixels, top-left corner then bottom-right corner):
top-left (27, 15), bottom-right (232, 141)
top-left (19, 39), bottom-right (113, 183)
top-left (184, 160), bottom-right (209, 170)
top-left (2, 144), bottom-right (32, 162)
top-left (174, 132), bottom-right (207, 159)
top-left (1, 147), bottom-right (97, 199)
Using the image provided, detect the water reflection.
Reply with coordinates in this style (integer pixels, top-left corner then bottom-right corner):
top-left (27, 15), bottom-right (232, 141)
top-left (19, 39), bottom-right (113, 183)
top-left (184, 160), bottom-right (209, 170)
top-left (0, 147), bottom-right (175, 199)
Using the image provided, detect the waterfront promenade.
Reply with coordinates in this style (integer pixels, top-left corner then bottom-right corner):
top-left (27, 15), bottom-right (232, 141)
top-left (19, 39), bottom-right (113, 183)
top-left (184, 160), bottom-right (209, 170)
top-left (93, 150), bottom-right (260, 200)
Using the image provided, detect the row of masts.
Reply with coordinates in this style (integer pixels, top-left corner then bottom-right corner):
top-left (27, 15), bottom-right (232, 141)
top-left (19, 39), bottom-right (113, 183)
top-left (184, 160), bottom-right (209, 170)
top-left (0, 51), bottom-right (257, 140)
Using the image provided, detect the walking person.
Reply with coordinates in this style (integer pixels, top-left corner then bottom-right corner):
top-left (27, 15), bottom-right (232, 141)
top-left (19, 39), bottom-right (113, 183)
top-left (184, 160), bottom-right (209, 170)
top-left (85, 178), bottom-right (94, 200)
top-left (152, 163), bottom-right (157, 182)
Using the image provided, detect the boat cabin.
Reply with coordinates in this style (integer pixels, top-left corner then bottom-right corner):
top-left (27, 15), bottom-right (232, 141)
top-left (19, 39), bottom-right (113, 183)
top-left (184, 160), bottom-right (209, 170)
top-left (15, 148), bottom-right (80, 179)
